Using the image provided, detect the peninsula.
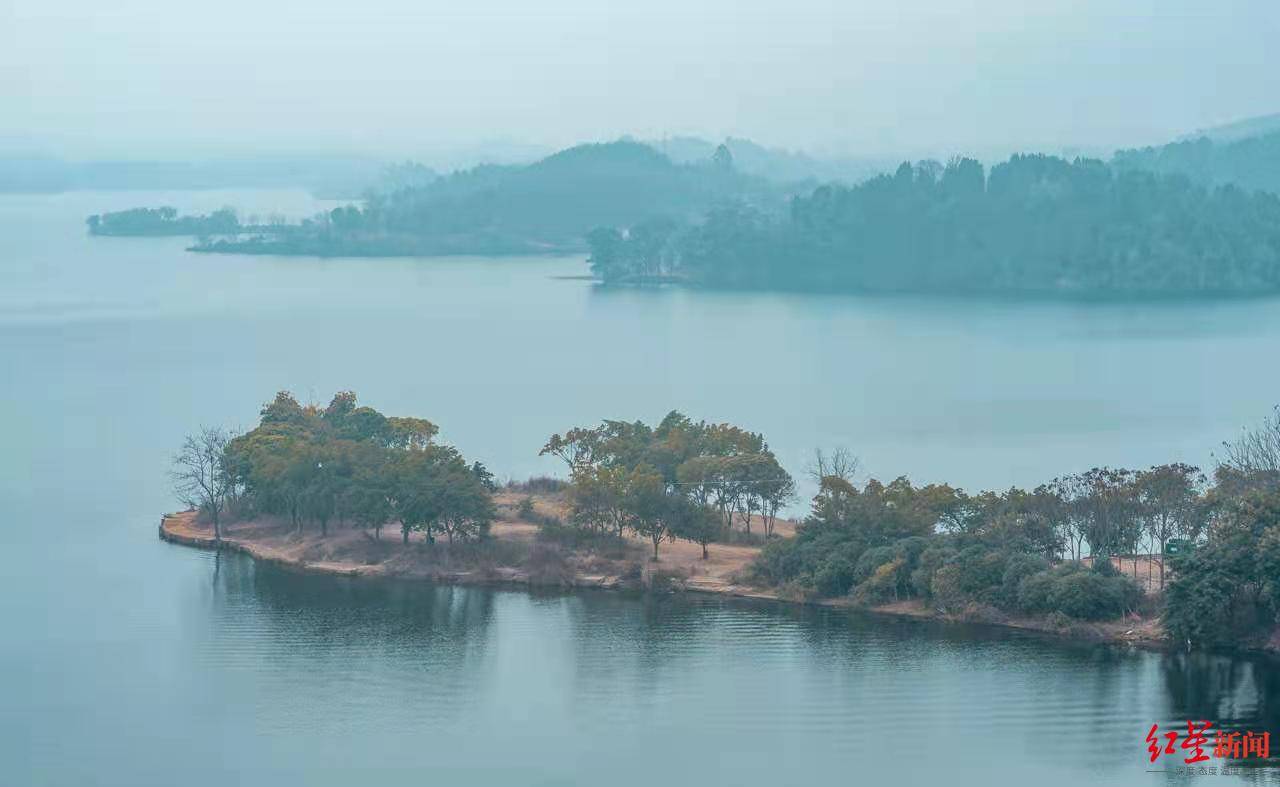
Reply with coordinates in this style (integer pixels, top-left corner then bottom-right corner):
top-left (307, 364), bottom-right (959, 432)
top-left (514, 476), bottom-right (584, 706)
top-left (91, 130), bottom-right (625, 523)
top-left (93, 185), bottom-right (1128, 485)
top-left (170, 389), bottom-right (1280, 653)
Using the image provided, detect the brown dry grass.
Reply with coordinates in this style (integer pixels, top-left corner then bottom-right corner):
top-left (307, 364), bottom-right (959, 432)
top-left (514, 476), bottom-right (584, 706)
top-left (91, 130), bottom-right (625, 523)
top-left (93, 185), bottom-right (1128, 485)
top-left (164, 490), bottom-right (798, 593)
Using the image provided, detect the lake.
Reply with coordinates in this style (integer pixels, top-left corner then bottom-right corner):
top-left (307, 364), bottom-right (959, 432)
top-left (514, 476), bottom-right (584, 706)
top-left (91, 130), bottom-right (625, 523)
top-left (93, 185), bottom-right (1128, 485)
top-left (3, 189), bottom-right (1279, 785)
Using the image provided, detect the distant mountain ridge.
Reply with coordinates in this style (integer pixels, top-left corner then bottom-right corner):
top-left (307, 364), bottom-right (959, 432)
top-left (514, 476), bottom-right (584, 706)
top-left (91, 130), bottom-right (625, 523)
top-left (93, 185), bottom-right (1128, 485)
top-left (1180, 113), bottom-right (1280, 144)
top-left (1114, 112), bottom-right (1280, 196)
top-left (648, 136), bottom-right (888, 185)
top-left (175, 139), bottom-right (798, 256)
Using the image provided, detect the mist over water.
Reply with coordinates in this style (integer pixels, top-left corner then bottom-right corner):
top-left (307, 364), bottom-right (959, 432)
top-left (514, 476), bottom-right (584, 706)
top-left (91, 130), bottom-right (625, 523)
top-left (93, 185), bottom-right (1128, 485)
top-left (6, 0), bottom-right (1280, 781)
top-left (4, 190), bottom-right (1280, 501)
top-left (3, 190), bottom-right (1280, 784)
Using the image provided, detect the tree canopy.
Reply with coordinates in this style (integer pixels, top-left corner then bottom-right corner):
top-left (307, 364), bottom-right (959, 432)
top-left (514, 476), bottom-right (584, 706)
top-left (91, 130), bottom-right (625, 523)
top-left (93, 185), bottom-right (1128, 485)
top-left (751, 462), bottom-right (1219, 622)
top-left (223, 391), bottom-right (493, 544)
top-left (541, 411), bottom-right (794, 559)
top-left (1114, 130), bottom-right (1280, 197)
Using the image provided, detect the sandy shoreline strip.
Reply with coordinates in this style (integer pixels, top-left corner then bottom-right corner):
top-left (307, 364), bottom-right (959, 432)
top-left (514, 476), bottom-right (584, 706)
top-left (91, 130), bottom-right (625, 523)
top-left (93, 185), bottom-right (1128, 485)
top-left (158, 506), bottom-right (1168, 651)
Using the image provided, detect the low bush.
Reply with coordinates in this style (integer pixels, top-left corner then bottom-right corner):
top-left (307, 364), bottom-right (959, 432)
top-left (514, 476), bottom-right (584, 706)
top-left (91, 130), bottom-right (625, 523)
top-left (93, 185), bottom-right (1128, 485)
top-left (850, 558), bottom-right (906, 605)
top-left (536, 519), bottom-right (628, 558)
top-left (1000, 553), bottom-right (1050, 608)
top-left (525, 541), bottom-right (575, 586)
top-left (1015, 561), bottom-right (1140, 620)
top-left (506, 476), bottom-right (569, 494)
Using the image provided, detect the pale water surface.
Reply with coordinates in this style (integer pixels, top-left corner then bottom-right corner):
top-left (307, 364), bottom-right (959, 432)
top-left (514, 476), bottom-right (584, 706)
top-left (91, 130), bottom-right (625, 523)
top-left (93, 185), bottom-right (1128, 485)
top-left (2, 190), bottom-right (1279, 785)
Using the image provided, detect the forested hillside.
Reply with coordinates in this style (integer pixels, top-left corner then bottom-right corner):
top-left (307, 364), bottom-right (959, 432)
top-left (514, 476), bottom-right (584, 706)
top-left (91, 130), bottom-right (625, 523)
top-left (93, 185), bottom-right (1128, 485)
top-left (187, 141), bottom-right (788, 256)
top-left (1114, 129), bottom-right (1280, 196)
top-left (589, 154), bottom-right (1280, 296)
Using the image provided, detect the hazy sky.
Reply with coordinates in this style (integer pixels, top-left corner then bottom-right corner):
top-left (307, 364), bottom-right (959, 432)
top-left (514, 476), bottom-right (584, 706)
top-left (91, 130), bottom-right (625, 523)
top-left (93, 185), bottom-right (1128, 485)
top-left (2, 0), bottom-right (1278, 160)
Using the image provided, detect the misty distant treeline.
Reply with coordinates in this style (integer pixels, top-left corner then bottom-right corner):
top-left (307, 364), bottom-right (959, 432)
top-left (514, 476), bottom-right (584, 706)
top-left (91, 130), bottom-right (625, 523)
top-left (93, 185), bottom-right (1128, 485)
top-left (87, 206), bottom-right (243, 237)
top-left (176, 142), bottom-right (789, 256)
top-left (1114, 128), bottom-right (1280, 197)
top-left (81, 134), bottom-right (1280, 297)
top-left (589, 154), bottom-right (1280, 296)
top-left (649, 136), bottom-right (887, 186)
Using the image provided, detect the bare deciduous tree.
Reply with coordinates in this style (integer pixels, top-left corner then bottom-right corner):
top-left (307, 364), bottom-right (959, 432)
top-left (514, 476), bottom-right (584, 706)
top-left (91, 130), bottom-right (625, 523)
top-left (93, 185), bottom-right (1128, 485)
top-left (1220, 405), bottom-right (1280, 480)
top-left (172, 426), bottom-right (236, 544)
top-left (807, 447), bottom-right (859, 486)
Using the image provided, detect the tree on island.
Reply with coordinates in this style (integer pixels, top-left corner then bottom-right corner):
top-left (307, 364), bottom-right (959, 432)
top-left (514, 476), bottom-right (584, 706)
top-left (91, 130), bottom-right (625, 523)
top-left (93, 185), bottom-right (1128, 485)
top-left (541, 411), bottom-right (795, 559)
top-left (172, 426), bottom-right (237, 544)
top-left (188, 391), bottom-right (492, 547)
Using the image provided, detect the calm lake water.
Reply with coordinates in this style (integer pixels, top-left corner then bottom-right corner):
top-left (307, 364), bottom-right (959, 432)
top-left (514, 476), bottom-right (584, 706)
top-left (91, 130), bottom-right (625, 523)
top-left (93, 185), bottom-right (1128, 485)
top-left (3, 190), bottom-right (1280, 785)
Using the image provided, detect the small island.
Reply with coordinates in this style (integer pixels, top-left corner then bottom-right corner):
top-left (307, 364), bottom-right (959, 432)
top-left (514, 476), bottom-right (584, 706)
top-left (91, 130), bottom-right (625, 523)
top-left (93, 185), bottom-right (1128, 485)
top-left (91, 140), bottom-right (785, 257)
top-left (87, 206), bottom-right (246, 237)
top-left (162, 390), bottom-right (1280, 653)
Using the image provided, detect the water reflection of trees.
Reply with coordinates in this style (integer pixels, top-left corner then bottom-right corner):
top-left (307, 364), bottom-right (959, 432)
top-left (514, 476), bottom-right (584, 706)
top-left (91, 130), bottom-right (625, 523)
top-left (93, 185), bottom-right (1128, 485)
top-left (196, 555), bottom-right (1280, 778)
top-left (1161, 651), bottom-right (1280, 756)
top-left (202, 553), bottom-right (497, 720)
top-left (555, 593), bottom-right (1156, 771)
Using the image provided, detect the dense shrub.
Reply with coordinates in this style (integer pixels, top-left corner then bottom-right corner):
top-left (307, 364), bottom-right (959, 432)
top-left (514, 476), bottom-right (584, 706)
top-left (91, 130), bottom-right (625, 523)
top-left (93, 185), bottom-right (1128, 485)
top-left (1015, 562), bottom-right (1140, 620)
top-left (517, 497), bottom-right (536, 520)
top-left (912, 544), bottom-right (958, 598)
top-left (536, 518), bottom-right (626, 558)
top-left (851, 536), bottom-right (927, 599)
top-left (950, 546), bottom-right (1010, 603)
top-left (1000, 553), bottom-right (1050, 608)
top-left (1164, 531), bottom-right (1278, 647)
top-left (927, 545), bottom-right (1011, 608)
top-left (1052, 571), bottom-right (1139, 620)
top-left (852, 545), bottom-right (897, 585)
top-left (506, 476), bottom-right (569, 494)
top-left (851, 558), bottom-right (907, 604)
top-left (813, 556), bottom-right (858, 598)
top-left (745, 465), bottom-right (1207, 624)
top-left (754, 531), bottom-right (865, 592)
top-left (1015, 567), bottom-right (1061, 613)
top-left (929, 564), bottom-right (966, 608)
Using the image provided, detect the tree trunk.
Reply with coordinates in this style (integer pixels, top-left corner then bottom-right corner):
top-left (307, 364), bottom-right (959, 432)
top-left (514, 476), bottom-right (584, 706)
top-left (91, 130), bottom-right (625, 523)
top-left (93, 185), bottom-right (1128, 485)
top-left (701, 542), bottom-right (708, 559)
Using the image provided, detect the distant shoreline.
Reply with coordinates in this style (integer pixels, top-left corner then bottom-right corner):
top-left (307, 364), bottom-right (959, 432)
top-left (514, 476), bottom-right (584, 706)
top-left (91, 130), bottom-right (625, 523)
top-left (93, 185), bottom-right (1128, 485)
top-left (158, 506), bottom-right (1169, 652)
top-left (85, 221), bottom-right (1280, 300)
top-left (186, 236), bottom-right (585, 257)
